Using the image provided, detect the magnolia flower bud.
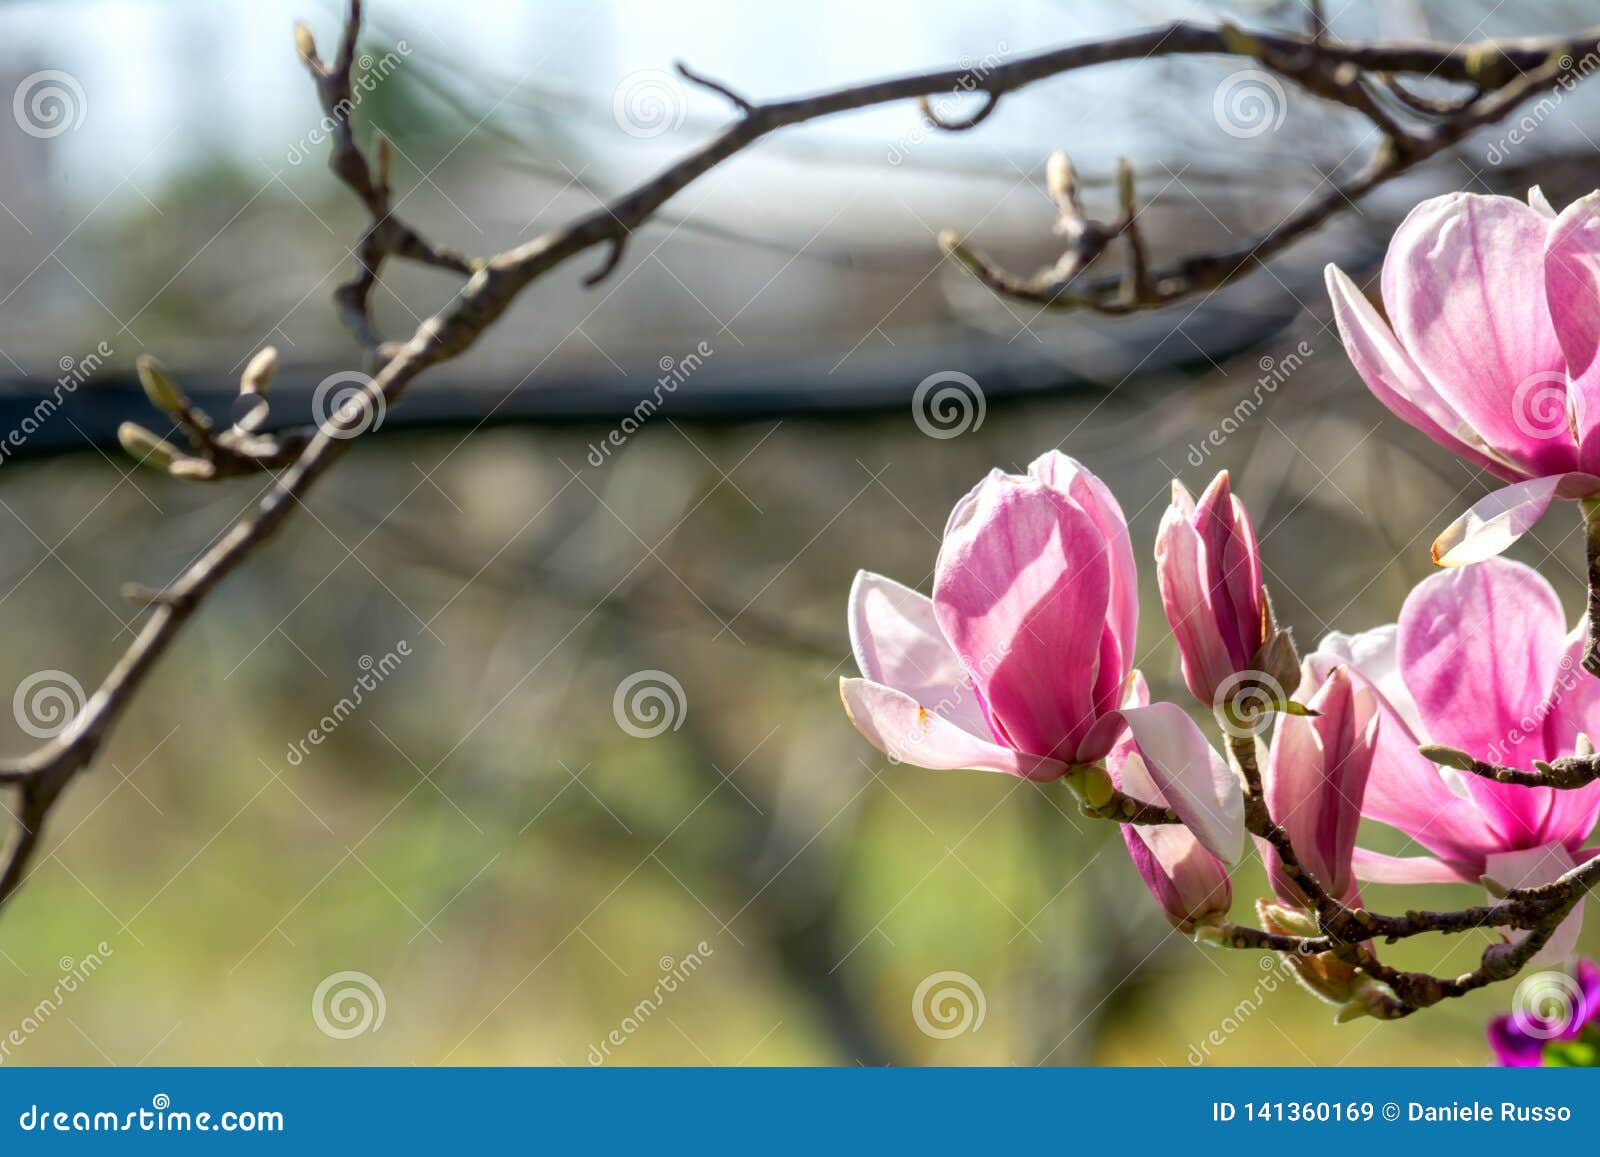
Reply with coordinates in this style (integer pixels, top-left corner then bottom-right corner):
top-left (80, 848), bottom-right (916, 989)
top-left (1418, 743), bottom-right (1477, 772)
top-left (117, 422), bottom-right (180, 470)
top-left (293, 21), bottom-right (318, 65)
top-left (1333, 977), bottom-right (1408, 1023)
top-left (1115, 157), bottom-right (1136, 214)
top-left (1045, 150), bottom-right (1076, 205)
top-left (135, 355), bottom-right (188, 416)
top-left (1264, 666), bottom-right (1377, 908)
top-left (240, 347), bottom-right (278, 397)
top-left (1155, 471), bottom-right (1268, 708)
top-left (1256, 900), bottom-right (1401, 1017)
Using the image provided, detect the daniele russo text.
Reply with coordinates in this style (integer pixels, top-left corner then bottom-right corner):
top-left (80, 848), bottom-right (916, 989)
top-left (1409, 1102), bottom-right (1571, 1123)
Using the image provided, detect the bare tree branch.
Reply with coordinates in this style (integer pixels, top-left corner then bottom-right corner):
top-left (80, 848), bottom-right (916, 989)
top-left (1418, 742), bottom-right (1600, 790)
top-left (940, 31), bottom-right (1591, 312)
top-left (1, 2), bottom-right (1598, 1036)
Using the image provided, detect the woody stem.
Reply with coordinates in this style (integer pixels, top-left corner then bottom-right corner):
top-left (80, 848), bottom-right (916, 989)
top-left (1583, 494), bottom-right (1600, 677)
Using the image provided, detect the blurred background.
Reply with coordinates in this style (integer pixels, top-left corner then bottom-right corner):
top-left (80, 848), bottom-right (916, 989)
top-left (0, 0), bottom-right (1596, 1066)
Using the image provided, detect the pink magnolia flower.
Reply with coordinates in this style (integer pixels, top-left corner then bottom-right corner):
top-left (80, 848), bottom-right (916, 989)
top-left (840, 451), bottom-right (1244, 863)
top-left (1488, 958), bottom-right (1600, 1066)
top-left (1154, 470), bottom-right (1267, 706)
top-left (1109, 674), bottom-right (1232, 931)
top-left (1306, 558), bottom-right (1600, 962)
top-left (1264, 665), bottom-right (1378, 909)
top-left (1326, 188), bottom-right (1600, 566)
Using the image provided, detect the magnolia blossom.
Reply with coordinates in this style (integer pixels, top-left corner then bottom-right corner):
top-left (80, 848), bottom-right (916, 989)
top-left (1489, 958), bottom-right (1600, 1066)
top-left (1154, 471), bottom-right (1267, 707)
top-left (840, 451), bottom-right (1244, 864)
top-left (1264, 665), bottom-right (1377, 909)
top-left (1110, 674), bottom-right (1232, 931)
top-left (1326, 188), bottom-right (1600, 566)
top-left (1307, 558), bottom-right (1600, 962)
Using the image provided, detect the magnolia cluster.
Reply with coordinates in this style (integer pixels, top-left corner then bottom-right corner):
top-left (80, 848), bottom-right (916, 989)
top-left (841, 189), bottom-right (1600, 1010)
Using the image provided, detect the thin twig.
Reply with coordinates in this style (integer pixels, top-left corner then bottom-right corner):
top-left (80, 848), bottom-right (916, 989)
top-left (2, 3), bottom-right (1598, 1008)
top-left (942, 43), bottom-right (1584, 311)
top-left (1583, 495), bottom-right (1600, 676)
top-left (918, 90), bottom-right (1000, 131)
top-left (675, 62), bottom-right (754, 114)
top-left (1418, 743), bottom-right (1600, 790)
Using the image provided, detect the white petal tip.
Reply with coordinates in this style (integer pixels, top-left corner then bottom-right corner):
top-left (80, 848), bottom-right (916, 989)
top-left (1430, 477), bottom-right (1562, 567)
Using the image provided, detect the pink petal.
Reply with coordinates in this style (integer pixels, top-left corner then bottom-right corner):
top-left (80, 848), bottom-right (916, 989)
top-left (1027, 451), bottom-right (1138, 671)
top-left (1488, 1013), bottom-right (1550, 1067)
top-left (1123, 669), bottom-right (1151, 711)
top-left (1351, 848), bottom-right (1472, 884)
top-left (1307, 628), bottom-right (1492, 864)
top-left (1544, 192), bottom-right (1600, 470)
top-left (1026, 452), bottom-right (1139, 734)
top-left (1265, 667), bottom-right (1375, 906)
top-left (839, 677), bottom-right (1065, 781)
top-left (848, 571), bottom-right (988, 738)
top-left (1399, 559), bottom-right (1568, 847)
top-left (1529, 186), bottom-right (1557, 218)
top-left (933, 475), bottom-right (1111, 761)
top-left (1118, 752), bottom-right (1232, 931)
top-left (1431, 476), bottom-right (1564, 567)
top-left (1265, 688), bottom-right (1327, 899)
top-left (1325, 263), bottom-right (1522, 482)
top-left (1311, 624), bottom-right (1423, 734)
top-left (1086, 626), bottom-right (1129, 744)
top-left (1484, 843), bottom-right (1585, 966)
top-left (1382, 193), bottom-right (1576, 477)
top-left (1545, 787), bottom-right (1600, 852)
top-left (1224, 486), bottom-right (1265, 656)
top-left (1537, 625), bottom-right (1600, 848)
top-left (941, 467), bottom-right (1002, 541)
top-left (1360, 689), bottom-right (1493, 865)
top-left (1193, 471), bottom-right (1262, 669)
top-left (1155, 487), bottom-right (1235, 705)
top-left (1117, 702), bottom-right (1244, 865)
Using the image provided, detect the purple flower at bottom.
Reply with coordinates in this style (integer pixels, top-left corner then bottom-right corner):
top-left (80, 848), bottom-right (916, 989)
top-left (1489, 959), bottom-right (1600, 1066)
